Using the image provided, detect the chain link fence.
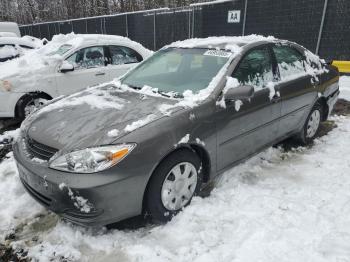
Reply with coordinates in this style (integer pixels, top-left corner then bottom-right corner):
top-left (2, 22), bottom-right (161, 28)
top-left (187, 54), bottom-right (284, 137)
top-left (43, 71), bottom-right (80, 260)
top-left (18, 0), bottom-right (350, 61)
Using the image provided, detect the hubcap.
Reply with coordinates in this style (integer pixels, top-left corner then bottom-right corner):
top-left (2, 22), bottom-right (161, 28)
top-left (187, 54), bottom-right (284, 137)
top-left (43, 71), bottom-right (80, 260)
top-left (161, 162), bottom-right (198, 211)
top-left (306, 109), bottom-right (321, 138)
top-left (24, 98), bottom-right (48, 116)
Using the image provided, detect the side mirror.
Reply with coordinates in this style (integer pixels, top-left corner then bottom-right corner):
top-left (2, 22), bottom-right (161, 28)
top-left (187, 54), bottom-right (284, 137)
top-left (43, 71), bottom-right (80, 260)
top-left (60, 61), bottom-right (74, 73)
top-left (225, 85), bottom-right (254, 101)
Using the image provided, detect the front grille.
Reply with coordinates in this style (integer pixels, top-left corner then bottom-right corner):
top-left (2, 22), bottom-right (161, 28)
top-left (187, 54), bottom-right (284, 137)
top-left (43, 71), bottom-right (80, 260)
top-left (26, 137), bottom-right (58, 161)
top-left (20, 178), bottom-right (52, 207)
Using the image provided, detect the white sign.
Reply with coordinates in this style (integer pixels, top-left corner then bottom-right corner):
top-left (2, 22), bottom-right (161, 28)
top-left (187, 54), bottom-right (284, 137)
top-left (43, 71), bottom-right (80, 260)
top-left (227, 10), bottom-right (241, 23)
top-left (203, 50), bottom-right (232, 58)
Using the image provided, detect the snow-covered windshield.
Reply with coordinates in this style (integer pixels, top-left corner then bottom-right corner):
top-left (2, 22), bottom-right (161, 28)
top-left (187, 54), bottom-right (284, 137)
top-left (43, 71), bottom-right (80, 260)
top-left (121, 48), bottom-right (231, 95)
top-left (47, 44), bottom-right (73, 56)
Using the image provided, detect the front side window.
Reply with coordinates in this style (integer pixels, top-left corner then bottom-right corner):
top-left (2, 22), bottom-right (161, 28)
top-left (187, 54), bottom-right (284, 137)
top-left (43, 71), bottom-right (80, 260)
top-left (109, 46), bottom-right (142, 65)
top-left (232, 47), bottom-right (274, 88)
top-left (121, 48), bottom-right (230, 95)
top-left (273, 45), bottom-right (306, 80)
top-left (66, 46), bottom-right (105, 70)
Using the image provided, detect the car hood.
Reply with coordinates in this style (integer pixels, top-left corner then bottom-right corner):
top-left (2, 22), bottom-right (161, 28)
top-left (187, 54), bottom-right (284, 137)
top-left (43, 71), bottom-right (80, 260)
top-left (24, 85), bottom-right (179, 153)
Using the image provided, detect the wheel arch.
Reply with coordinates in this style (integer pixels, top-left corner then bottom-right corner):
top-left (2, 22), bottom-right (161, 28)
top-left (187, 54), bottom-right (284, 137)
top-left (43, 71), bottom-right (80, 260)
top-left (141, 144), bottom-right (212, 213)
top-left (14, 91), bottom-right (53, 118)
top-left (316, 96), bottom-right (329, 121)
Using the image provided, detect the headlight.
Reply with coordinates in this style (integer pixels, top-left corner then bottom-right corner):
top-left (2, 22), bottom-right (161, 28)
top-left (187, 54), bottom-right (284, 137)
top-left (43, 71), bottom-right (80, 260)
top-left (0, 80), bottom-right (12, 91)
top-left (49, 144), bottom-right (136, 173)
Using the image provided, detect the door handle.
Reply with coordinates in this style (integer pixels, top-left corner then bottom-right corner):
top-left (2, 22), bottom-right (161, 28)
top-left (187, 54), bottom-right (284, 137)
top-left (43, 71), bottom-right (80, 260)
top-left (95, 72), bottom-right (105, 76)
top-left (311, 76), bottom-right (320, 86)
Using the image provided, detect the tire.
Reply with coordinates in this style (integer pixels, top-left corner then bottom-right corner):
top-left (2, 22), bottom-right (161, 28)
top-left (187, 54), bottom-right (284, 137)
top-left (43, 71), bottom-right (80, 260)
top-left (296, 102), bottom-right (323, 144)
top-left (16, 94), bottom-right (50, 121)
top-left (145, 149), bottom-right (202, 223)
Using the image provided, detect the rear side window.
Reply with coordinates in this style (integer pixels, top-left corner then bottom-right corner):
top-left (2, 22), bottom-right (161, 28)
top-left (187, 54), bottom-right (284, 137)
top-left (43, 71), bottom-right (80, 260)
top-left (272, 45), bottom-right (306, 79)
top-left (66, 46), bottom-right (105, 70)
top-left (108, 46), bottom-right (142, 65)
top-left (232, 47), bottom-right (274, 88)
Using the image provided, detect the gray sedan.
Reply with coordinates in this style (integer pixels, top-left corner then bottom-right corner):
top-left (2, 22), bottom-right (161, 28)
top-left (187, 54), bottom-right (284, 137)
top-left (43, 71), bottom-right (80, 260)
top-left (13, 36), bottom-right (339, 227)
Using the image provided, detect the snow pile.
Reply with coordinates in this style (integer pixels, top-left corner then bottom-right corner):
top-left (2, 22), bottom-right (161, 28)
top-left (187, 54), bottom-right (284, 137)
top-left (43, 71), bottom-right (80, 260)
top-left (339, 76), bottom-right (350, 100)
top-left (0, 129), bottom-right (20, 143)
top-left (124, 114), bottom-right (157, 132)
top-left (107, 129), bottom-right (119, 137)
top-left (0, 45), bottom-right (18, 59)
top-left (37, 87), bottom-right (127, 115)
top-left (166, 34), bottom-right (275, 50)
top-left (1, 115), bottom-right (349, 261)
top-left (0, 153), bottom-right (43, 238)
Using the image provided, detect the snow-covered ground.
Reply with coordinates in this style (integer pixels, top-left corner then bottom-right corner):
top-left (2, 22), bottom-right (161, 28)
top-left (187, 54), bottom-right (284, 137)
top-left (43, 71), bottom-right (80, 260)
top-left (339, 76), bottom-right (350, 100)
top-left (0, 77), bottom-right (350, 262)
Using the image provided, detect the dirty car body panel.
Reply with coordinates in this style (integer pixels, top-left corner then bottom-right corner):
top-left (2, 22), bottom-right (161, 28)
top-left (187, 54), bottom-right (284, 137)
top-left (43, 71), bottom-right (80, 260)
top-left (13, 37), bottom-right (339, 226)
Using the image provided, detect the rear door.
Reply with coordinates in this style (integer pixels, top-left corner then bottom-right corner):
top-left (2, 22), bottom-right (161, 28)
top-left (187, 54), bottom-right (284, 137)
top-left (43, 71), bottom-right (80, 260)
top-left (272, 44), bottom-right (317, 137)
top-left (216, 45), bottom-right (281, 171)
top-left (55, 46), bottom-right (109, 95)
top-left (105, 45), bottom-right (143, 80)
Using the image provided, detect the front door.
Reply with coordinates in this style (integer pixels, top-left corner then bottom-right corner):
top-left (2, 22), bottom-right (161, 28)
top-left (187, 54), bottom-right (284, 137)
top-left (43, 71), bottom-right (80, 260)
top-left (55, 46), bottom-right (110, 96)
top-left (216, 45), bottom-right (281, 171)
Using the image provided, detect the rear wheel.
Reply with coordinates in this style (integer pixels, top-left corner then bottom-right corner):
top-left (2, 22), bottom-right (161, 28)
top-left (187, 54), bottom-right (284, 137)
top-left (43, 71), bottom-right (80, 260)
top-left (296, 102), bottom-right (323, 144)
top-left (145, 149), bottom-right (202, 223)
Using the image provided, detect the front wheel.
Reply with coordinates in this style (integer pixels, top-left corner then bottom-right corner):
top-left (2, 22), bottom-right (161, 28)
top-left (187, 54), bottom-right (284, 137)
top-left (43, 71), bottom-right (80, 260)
top-left (296, 102), bottom-right (323, 144)
top-left (16, 94), bottom-right (50, 120)
top-left (145, 149), bottom-right (202, 223)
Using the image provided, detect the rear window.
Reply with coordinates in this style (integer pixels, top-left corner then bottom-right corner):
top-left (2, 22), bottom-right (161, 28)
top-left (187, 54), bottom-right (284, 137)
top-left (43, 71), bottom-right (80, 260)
top-left (109, 46), bottom-right (143, 65)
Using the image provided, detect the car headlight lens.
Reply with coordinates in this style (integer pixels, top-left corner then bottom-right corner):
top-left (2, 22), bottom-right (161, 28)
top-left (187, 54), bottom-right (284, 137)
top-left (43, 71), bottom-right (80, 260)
top-left (49, 144), bottom-right (136, 173)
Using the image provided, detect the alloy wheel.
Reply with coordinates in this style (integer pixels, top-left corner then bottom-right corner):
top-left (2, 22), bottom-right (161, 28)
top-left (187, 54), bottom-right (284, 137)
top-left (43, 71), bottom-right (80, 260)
top-left (306, 109), bottom-right (321, 138)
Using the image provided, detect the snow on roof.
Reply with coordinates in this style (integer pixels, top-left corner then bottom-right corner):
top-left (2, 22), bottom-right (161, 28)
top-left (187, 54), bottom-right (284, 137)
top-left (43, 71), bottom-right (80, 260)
top-left (165, 35), bottom-right (276, 50)
top-left (37, 33), bottom-right (150, 57)
top-left (0, 37), bottom-right (36, 48)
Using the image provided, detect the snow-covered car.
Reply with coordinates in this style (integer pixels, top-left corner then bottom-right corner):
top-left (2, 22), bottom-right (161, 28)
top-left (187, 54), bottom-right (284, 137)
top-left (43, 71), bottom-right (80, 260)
top-left (13, 35), bottom-right (339, 227)
top-left (0, 36), bottom-right (37, 63)
top-left (0, 34), bottom-right (152, 119)
top-left (0, 22), bottom-right (21, 37)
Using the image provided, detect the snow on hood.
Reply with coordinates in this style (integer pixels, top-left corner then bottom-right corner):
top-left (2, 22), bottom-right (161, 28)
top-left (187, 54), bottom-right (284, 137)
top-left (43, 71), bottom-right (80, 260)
top-left (21, 82), bottom-right (179, 153)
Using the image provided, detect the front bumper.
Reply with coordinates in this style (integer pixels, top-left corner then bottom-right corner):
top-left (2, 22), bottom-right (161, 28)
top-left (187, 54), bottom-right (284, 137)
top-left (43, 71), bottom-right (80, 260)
top-left (13, 141), bottom-right (149, 227)
top-left (0, 91), bottom-right (24, 118)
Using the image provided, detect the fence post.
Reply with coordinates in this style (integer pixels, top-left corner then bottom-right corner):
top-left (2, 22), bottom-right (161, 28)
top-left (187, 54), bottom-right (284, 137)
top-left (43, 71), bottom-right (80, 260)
top-left (153, 12), bottom-right (157, 50)
top-left (191, 8), bottom-right (195, 38)
top-left (242, 0), bottom-right (248, 36)
top-left (188, 9), bottom-right (191, 38)
top-left (125, 14), bottom-right (128, 37)
top-left (316, 0), bottom-right (328, 55)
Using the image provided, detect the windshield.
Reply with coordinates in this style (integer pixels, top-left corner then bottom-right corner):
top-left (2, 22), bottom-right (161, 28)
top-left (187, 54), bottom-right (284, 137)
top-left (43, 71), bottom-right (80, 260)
top-left (121, 48), bottom-right (231, 95)
top-left (47, 44), bottom-right (73, 56)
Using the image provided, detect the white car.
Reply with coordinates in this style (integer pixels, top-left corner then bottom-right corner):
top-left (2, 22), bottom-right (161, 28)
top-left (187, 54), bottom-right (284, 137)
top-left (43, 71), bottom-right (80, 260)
top-left (0, 36), bottom-right (39, 63)
top-left (0, 34), bottom-right (152, 119)
top-left (0, 22), bottom-right (21, 37)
